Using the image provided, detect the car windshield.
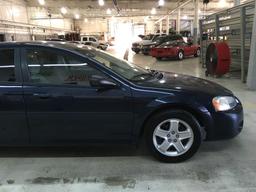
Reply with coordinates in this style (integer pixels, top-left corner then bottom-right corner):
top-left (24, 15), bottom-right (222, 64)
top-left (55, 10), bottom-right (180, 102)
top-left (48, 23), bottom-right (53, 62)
top-left (142, 35), bottom-right (154, 40)
top-left (74, 46), bottom-right (154, 81)
top-left (159, 41), bottom-right (178, 48)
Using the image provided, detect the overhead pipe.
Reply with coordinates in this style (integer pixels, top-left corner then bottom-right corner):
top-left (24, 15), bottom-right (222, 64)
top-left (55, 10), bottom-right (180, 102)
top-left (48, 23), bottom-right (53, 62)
top-left (155, 0), bottom-right (193, 23)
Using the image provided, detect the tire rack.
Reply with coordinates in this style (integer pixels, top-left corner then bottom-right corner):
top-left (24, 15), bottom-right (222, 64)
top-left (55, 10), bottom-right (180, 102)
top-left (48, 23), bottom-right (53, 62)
top-left (199, 1), bottom-right (255, 82)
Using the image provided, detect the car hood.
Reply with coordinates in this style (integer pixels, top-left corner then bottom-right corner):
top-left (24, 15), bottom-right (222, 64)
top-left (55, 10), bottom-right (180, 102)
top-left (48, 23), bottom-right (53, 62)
top-left (134, 72), bottom-right (233, 96)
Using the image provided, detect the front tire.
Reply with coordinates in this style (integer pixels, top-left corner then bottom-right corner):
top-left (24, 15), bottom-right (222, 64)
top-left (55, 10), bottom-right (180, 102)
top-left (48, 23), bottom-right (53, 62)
top-left (145, 110), bottom-right (202, 163)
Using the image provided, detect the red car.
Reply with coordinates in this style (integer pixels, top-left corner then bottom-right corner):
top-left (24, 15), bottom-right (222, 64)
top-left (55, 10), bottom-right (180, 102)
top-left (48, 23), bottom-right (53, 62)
top-left (150, 40), bottom-right (200, 60)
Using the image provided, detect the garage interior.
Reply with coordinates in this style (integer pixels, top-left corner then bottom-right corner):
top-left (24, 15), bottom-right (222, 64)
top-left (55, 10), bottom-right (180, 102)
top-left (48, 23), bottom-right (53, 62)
top-left (0, 0), bottom-right (256, 191)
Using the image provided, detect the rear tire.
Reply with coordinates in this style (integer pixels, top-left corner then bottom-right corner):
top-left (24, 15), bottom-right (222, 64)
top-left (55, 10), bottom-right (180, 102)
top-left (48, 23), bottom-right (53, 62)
top-left (194, 48), bottom-right (201, 57)
top-left (177, 50), bottom-right (184, 60)
top-left (145, 110), bottom-right (202, 163)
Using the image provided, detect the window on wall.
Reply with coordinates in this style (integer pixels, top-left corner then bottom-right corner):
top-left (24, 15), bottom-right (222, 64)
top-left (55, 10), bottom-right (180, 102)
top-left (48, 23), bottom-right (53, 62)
top-left (26, 49), bottom-right (107, 86)
top-left (0, 49), bottom-right (16, 82)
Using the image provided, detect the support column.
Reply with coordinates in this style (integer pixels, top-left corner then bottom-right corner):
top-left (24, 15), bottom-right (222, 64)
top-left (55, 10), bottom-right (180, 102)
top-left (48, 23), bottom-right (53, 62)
top-left (193, 0), bottom-right (199, 44)
top-left (166, 16), bottom-right (170, 34)
top-left (215, 15), bottom-right (220, 41)
top-left (240, 7), bottom-right (246, 82)
top-left (246, 0), bottom-right (256, 89)
top-left (160, 20), bottom-right (163, 33)
top-left (177, 8), bottom-right (181, 33)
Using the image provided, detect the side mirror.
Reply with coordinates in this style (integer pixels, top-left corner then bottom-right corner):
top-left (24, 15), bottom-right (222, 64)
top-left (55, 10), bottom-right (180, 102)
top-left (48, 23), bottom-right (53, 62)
top-left (89, 75), bottom-right (118, 90)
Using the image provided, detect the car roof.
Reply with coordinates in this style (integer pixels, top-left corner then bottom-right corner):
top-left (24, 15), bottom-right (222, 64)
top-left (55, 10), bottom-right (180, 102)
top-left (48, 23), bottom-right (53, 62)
top-left (0, 41), bottom-right (91, 50)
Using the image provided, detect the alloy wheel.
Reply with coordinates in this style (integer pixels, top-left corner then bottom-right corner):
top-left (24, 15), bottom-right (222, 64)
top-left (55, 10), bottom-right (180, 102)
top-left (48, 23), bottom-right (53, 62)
top-left (153, 119), bottom-right (194, 157)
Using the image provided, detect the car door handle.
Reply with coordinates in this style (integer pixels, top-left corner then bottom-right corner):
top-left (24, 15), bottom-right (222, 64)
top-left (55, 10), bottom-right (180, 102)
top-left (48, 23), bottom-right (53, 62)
top-left (33, 93), bottom-right (51, 99)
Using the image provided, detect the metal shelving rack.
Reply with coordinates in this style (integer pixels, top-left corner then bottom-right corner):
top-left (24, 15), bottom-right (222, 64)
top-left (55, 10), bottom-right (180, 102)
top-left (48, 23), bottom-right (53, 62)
top-left (199, 1), bottom-right (255, 82)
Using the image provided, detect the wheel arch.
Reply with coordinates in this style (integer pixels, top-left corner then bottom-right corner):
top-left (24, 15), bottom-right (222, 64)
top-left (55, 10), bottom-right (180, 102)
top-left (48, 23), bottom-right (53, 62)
top-left (138, 104), bottom-right (207, 139)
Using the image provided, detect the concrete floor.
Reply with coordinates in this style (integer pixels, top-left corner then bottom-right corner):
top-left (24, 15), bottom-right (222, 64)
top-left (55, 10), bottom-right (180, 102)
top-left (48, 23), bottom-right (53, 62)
top-left (0, 48), bottom-right (256, 192)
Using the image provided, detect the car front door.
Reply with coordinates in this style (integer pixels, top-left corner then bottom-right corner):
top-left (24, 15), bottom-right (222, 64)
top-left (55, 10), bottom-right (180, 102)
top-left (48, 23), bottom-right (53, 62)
top-left (21, 47), bottom-right (133, 145)
top-left (0, 47), bottom-right (28, 145)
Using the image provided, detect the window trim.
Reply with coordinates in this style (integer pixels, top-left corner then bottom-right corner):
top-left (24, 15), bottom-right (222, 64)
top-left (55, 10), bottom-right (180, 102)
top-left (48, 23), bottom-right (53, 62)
top-left (20, 46), bottom-right (119, 88)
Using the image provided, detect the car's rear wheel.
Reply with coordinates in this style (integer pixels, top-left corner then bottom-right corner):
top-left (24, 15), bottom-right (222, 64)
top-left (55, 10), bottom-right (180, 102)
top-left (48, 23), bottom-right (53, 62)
top-left (194, 48), bottom-right (201, 57)
top-left (177, 50), bottom-right (184, 60)
top-left (146, 110), bottom-right (202, 163)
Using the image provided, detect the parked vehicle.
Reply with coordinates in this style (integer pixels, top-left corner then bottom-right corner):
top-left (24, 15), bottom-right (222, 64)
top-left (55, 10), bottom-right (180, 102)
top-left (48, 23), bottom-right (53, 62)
top-left (131, 34), bottom-right (165, 54)
top-left (150, 40), bottom-right (201, 60)
top-left (80, 35), bottom-right (108, 50)
top-left (0, 41), bottom-right (243, 163)
top-left (141, 34), bottom-right (183, 55)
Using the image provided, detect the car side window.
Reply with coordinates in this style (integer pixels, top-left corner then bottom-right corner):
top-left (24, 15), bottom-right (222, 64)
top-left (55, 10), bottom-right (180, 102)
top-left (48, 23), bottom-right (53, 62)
top-left (82, 37), bottom-right (87, 41)
top-left (26, 49), bottom-right (108, 87)
top-left (89, 37), bottom-right (96, 42)
top-left (0, 49), bottom-right (16, 82)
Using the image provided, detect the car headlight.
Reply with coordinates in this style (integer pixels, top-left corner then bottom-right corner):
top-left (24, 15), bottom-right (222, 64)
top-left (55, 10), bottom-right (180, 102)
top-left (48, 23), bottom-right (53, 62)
top-left (212, 96), bottom-right (238, 111)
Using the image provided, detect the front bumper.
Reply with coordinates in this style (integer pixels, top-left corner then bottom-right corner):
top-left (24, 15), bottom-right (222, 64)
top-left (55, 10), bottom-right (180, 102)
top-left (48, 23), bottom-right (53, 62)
top-left (205, 103), bottom-right (244, 141)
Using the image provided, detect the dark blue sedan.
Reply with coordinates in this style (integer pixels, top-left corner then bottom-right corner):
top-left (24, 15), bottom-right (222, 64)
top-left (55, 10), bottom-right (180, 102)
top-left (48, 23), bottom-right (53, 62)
top-left (0, 41), bottom-right (243, 162)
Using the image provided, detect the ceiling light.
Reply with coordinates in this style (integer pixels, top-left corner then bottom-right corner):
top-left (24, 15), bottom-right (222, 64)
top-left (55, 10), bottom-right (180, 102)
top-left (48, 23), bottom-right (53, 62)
top-left (183, 15), bottom-right (188, 19)
top-left (60, 7), bottom-right (67, 14)
top-left (84, 18), bottom-right (88, 22)
top-left (218, 0), bottom-right (227, 7)
top-left (74, 14), bottom-right (80, 19)
top-left (38, 0), bottom-right (45, 5)
top-left (158, 0), bottom-right (165, 6)
top-left (11, 7), bottom-right (20, 17)
top-left (98, 0), bottom-right (104, 6)
top-left (151, 8), bottom-right (156, 15)
top-left (106, 8), bottom-right (111, 14)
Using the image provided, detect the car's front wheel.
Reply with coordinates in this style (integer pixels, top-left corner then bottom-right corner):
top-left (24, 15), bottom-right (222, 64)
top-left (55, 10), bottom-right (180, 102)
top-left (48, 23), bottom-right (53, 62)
top-left (146, 110), bottom-right (202, 163)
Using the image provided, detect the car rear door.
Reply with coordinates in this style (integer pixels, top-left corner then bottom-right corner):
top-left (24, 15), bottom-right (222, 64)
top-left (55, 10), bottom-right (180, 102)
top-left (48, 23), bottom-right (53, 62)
top-left (21, 46), bottom-right (133, 145)
top-left (0, 46), bottom-right (28, 145)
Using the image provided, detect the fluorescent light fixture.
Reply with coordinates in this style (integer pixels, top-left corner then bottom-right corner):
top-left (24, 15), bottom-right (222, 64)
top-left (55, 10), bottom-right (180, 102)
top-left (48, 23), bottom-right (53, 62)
top-left (151, 8), bottom-right (156, 15)
top-left (38, 0), bottom-right (45, 5)
top-left (11, 7), bottom-right (20, 17)
top-left (84, 18), bottom-right (88, 22)
top-left (98, 0), bottom-right (104, 6)
top-left (158, 0), bottom-right (165, 6)
top-left (74, 14), bottom-right (80, 19)
top-left (106, 8), bottom-right (111, 14)
top-left (60, 7), bottom-right (67, 14)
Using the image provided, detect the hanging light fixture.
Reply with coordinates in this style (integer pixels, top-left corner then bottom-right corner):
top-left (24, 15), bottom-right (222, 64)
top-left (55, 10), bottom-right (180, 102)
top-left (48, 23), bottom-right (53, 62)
top-left (74, 14), bottom-right (80, 19)
top-left (106, 8), bottom-right (111, 14)
top-left (60, 7), bottom-right (67, 14)
top-left (98, 0), bottom-right (105, 6)
top-left (38, 0), bottom-right (45, 5)
top-left (151, 8), bottom-right (156, 15)
top-left (158, 0), bottom-right (165, 6)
